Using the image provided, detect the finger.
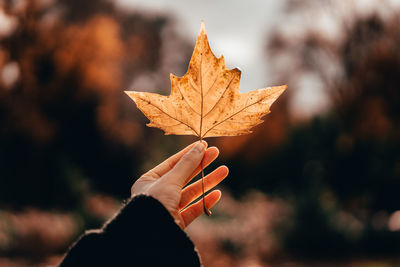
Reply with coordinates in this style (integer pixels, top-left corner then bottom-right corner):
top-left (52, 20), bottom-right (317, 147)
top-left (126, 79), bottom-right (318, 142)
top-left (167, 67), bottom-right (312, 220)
top-left (182, 146), bottom-right (219, 187)
top-left (181, 190), bottom-right (222, 227)
top-left (179, 166), bottom-right (228, 210)
top-left (162, 142), bottom-right (206, 186)
top-left (147, 141), bottom-right (207, 178)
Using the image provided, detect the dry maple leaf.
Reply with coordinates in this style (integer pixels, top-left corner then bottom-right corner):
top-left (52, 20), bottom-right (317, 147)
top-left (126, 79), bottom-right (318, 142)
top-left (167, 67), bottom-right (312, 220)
top-left (125, 22), bottom-right (286, 139)
top-left (125, 22), bottom-right (286, 214)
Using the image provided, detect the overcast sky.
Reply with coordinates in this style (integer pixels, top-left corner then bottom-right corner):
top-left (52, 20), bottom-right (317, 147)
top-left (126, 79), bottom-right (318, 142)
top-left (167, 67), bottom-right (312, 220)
top-left (115, 0), bottom-right (286, 93)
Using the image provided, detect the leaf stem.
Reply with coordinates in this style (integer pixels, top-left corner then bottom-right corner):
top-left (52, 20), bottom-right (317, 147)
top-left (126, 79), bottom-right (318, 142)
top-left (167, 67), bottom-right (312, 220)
top-left (200, 138), bottom-right (211, 216)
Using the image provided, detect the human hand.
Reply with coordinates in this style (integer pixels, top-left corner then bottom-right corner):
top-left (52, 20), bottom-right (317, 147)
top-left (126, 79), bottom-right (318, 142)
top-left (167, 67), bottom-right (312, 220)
top-left (131, 141), bottom-right (228, 229)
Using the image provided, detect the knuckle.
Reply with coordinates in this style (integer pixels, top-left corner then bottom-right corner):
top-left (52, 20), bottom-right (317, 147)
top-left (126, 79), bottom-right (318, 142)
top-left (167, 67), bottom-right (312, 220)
top-left (187, 187), bottom-right (197, 201)
top-left (131, 183), bottom-right (136, 192)
top-left (181, 189), bottom-right (196, 209)
top-left (187, 206), bottom-right (198, 220)
top-left (131, 181), bottom-right (139, 194)
top-left (181, 152), bottom-right (199, 164)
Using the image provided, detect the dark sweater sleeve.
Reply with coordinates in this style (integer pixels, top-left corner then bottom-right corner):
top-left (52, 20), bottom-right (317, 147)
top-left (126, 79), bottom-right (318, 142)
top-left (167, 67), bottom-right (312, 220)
top-left (59, 195), bottom-right (201, 267)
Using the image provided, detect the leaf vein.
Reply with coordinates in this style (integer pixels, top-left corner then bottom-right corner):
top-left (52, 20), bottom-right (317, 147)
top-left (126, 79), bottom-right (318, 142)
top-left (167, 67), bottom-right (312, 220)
top-left (140, 97), bottom-right (199, 136)
top-left (189, 77), bottom-right (200, 94)
top-left (201, 93), bottom-right (273, 138)
top-left (204, 72), bottom-right (220, 97)
top-left (177, 84), bottom-right (201, 116)
top-left (203, 75), bottom-right (235, 118)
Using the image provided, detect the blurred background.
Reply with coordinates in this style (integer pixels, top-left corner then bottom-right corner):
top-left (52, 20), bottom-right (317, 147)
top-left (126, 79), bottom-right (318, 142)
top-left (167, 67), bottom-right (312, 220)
top-left (1, 0), bottom-right (400, 266)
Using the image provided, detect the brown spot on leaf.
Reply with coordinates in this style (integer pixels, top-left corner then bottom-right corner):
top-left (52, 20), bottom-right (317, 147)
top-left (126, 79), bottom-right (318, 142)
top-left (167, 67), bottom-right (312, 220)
top-left (125, 22), bottom-right (286, 138)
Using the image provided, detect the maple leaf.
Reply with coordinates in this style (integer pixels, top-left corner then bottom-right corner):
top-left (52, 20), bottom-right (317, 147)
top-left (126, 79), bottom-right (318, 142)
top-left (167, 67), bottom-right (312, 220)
top-left (125, 22), bottom-right (286, 139)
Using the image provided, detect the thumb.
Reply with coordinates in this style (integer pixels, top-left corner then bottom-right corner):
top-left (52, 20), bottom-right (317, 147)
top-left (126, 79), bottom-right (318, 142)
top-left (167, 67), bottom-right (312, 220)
top-left (163, 142), bottom-right (205, 187)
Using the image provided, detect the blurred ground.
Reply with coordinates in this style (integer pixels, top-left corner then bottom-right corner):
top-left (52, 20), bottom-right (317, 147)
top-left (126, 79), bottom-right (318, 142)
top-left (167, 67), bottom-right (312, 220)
top-left (1, 0), bottom-right (400, 266)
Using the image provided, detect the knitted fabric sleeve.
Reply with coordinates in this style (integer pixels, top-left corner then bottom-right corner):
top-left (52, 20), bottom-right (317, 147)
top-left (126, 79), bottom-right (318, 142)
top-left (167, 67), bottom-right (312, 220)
top-left (59, 195), bottom-right (201, 267)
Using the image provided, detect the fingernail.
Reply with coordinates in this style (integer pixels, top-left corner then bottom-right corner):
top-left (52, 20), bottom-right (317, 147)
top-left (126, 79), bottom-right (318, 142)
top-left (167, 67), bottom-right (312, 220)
top-left (192, 142), bottom-right (205, 153)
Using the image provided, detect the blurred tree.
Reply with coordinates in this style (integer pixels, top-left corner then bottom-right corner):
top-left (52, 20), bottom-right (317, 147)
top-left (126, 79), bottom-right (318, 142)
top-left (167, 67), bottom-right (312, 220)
top-left (0, 0), bottom-right (190, 208)
top-left (266, 0), bottom-right (400, 211)
top-left (220, 0), bottom-right (400, 258)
